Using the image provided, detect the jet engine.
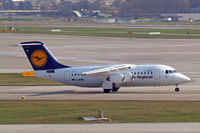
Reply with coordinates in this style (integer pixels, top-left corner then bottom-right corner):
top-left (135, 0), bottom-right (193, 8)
top-left (109, 73), bottom-right (125, 84)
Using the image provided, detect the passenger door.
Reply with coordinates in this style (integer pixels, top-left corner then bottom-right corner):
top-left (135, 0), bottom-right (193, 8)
top-left (64, 71), bottom-right (70, 81)
top-left (154, 69), bottom-right (160, 80)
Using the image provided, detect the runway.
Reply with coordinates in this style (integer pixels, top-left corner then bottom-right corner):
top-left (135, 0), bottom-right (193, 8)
top-left (0, 85), bottom-right (199, 100)
top-left (0, 33), bottom-right (199, 100)
top-left (0, 123), bottom-right (200, 133)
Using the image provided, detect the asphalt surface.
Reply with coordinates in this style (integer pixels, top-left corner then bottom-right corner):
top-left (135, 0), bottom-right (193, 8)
top-left (0, 32), bottom-right (199, 133)
top-left (0, 123), bottom-right (200, 133)
top-left (0, 33), bottom-right (199, 100)
top-left (0, 85), bottom-right (199, 100)
top-left (1, 33), bottom-right (200, 72)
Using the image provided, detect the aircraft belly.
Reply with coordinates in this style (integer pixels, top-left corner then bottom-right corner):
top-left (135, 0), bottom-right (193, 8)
top-left (122, 79), bottom-right (165, 87)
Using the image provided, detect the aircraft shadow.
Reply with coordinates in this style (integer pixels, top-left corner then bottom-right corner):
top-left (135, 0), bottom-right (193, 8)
top-left (2, 90), bottom-right (184, 96)
top-left (29, 91), bottom-right (177, 96)
top-left (30, 90), bottom-right (108, 96)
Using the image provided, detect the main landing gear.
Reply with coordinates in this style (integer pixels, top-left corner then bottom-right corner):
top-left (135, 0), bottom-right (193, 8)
top-left (175, 85), bottom-right (180, 92)
top-left (102, 81), bottom-right (120, 93)
top-left (103, 87), bottom-right (120, 93)
top-left (103, 88), bottom-right (120, 93)
top-left (112, 83), bottom-right (120, 93)
top-left (104, 89), bottom-right (111, 93)
top-left (112, 87), bottom-right (119, 92)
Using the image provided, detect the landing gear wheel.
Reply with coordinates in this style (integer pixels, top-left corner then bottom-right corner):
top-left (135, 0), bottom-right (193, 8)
top-left (112, 83), bottom-right (120, 93)
top-left (104, 89), bottom-right (111, 93)
top-left (112, 88), bottom-right (119, 92)
top-left (175, 88), bottom-right (180, 92)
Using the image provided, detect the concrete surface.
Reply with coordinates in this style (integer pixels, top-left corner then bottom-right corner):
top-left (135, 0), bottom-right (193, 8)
top-left (0, 123), bottom-right (200, 133)
top-left (0, 30), bottom-right (199, 133)
top-left (0, 33), bottom-right (199, 100)
top-left (0, 33), bottom-right (199, 73)
top-left (0, 85), bottom-right (199, 100)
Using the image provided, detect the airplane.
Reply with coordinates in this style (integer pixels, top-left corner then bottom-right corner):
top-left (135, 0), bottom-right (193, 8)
top-left (19, 41), bottom-right (191, 93)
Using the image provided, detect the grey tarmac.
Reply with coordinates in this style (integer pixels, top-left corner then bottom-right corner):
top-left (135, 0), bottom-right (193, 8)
top-left (0, 30), bottom-right (199, 133)
top-left (0, 85), bottom-right (199, 100)
top-left (0, 123), bottom-right (200, 133)
top-left (0, 33), bottom-right (199, 100)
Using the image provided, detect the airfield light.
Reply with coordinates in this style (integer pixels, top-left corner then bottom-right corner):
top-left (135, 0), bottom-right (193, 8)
top-left (21, 96), bottom-right (25, 101)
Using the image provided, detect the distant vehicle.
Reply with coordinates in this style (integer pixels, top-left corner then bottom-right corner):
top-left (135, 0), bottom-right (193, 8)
top-left (20, 41), bottom-right (191, 93)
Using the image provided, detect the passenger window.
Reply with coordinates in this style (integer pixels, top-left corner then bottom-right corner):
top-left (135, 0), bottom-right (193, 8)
top-left (137, 72), bottom-right (139, 74)
top-left (47, 70), bottom-right (55, 73)
top-left (75, 74), bottom-right (76, 76)
top-left (72, 74), bottom-right (73, 76)
top-left (134, 72), bottom-right (136, 75)
top-left (141, 72), bottom-right (143, 74)
top-left (144, 72), bottom-right (146, 74)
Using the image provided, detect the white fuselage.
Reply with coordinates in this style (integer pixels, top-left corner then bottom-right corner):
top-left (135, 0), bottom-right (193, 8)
top-left (35, 64), bottom-right (190, 88)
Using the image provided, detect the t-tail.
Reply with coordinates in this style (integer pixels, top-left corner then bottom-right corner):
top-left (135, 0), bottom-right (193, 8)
top-left (20, 41), bottom-right (70, 70)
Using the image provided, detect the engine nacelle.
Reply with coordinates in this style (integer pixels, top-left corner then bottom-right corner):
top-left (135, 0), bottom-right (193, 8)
top-left (123, 72), bottom-right (134, 83)
top-left (109, 73), bottom-right (125, 84)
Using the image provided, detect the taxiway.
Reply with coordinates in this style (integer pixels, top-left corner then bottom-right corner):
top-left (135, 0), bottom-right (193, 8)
top-left (0, 123), bottom-right (200, 133)
top-left (0, 33), bottom-right (199, 100)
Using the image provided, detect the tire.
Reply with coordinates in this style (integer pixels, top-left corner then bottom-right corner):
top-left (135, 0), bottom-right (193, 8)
top-left (112, 83), bottom-right (120, 92)
top-left (175, 88), bottom-right (179, 92)
top-left (112, 88), bottom-right (119, 92)
top-left (104, 89), bottom-right (111, 93)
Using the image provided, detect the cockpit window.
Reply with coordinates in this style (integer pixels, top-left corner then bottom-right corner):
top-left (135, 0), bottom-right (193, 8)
top-left (165, 70), bottom-right (168, 74)
top-left (173, 70), bottom-right (177, 73)
top-left (169, 70), bottom-right (173, 74)
top-left (165, 70), bottom-right (177, 74)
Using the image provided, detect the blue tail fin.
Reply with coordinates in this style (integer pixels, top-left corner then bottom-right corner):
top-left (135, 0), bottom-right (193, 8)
top-left (21, 41), bottom-right (70, 70)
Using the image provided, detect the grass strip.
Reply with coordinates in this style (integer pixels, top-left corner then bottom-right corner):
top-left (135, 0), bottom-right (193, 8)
top-left (0, 100), bottom-right (200, 123)
top-left (0, 73), bottom-right (62, 86)
top-left (1, 26), bottom-right (200, 39)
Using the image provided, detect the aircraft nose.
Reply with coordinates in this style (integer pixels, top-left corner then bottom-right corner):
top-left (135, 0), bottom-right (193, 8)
top-left (176, 73), bottom-right (191, 83)
top-left (181, 75), bottom-right (191, 82)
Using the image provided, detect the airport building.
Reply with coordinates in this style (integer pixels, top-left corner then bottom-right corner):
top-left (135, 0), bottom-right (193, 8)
top-left (161, 13), bottom-right (200, 22)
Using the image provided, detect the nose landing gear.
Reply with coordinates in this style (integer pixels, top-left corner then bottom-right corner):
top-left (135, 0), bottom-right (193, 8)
top-left (175, 85), bottom-right (180, 92)
top-left (175, 88), bottom-right (179, 92)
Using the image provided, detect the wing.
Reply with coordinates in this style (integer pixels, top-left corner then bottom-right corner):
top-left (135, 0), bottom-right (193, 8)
top-left (82, 64), bottom-right (131, 76)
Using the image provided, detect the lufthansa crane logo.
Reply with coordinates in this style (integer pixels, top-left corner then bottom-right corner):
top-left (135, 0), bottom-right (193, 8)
top-left (31, 50), bottom-right (47, 67)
